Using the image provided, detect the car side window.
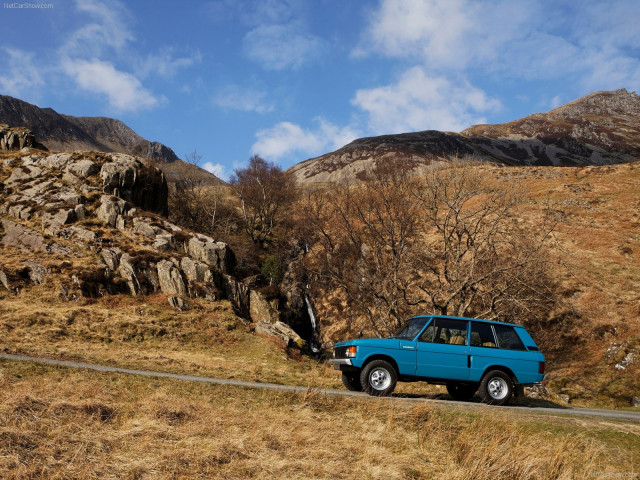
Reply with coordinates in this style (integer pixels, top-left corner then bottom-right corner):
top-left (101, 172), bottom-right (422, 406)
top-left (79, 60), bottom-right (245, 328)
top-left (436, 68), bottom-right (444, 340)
top-left (419, 318), bottom-right (468, 345)
top-left (418, 324), bottom-right (434, 342)
top-left (494, 325), bottom-right (526, 350)
top-left (470, 322), bottom-right (496, 347)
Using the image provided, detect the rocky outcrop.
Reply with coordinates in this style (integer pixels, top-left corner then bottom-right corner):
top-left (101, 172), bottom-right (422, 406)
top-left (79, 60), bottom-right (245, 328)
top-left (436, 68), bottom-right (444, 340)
top-left (188, 236), bottom-right (234, 274)
top-left (0, 149), bottom-right (308, 349)
top-left (100, 154), bottom-right (168, 216)
top-left (157, 259), bottom-right (187, 296)
top-left (0, 124), bottom-right (46, 151)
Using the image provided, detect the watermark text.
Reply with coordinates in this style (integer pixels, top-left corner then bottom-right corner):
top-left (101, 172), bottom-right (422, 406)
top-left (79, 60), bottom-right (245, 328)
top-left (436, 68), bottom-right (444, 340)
top-left (4, 2), bottom-right (54, 9)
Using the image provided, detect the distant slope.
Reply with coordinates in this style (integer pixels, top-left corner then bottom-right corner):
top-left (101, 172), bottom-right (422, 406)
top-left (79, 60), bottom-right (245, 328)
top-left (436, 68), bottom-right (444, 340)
top-left (0, 95), bottom-right (222, 184)
top-left (289, 89), bottom-right (640, 184)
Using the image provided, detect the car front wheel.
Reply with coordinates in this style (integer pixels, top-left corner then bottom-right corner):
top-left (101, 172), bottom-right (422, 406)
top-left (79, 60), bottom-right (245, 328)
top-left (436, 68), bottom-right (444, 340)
top-left (479, 370), bottom-right (513, 406)
top-left (360, 360), bottom-right (397, 396)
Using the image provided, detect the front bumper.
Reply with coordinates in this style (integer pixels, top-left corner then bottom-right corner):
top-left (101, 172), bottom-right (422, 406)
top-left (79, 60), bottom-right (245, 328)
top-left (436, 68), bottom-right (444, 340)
top-left (328, 358), bottom-right (353, 370)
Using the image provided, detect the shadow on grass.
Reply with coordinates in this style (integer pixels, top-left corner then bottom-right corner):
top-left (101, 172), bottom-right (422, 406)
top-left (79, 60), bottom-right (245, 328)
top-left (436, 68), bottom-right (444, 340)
top-left (391, 391), bottom-right (569, 409)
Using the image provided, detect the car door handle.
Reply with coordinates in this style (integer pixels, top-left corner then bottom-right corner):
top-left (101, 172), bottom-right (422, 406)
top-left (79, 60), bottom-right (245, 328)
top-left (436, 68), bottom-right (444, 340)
top-left (402, 346), bottom-right (415, 350)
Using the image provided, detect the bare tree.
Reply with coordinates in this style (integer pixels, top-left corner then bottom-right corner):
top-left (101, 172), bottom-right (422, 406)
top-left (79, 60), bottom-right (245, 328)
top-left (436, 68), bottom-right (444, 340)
top-left (230, 155), bottom-right (297, 246)
top-left (304, 159), bottom-right (423, 335)
top-left (303, 160), bottom-right (558, 336)
top-left (412, 163), bottom-right (557, 324)
top-left (169, 150), bottom-right (234, 236)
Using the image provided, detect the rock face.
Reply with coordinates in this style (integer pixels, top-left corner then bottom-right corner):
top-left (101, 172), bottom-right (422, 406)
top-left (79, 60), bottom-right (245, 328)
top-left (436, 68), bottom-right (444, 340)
top-left (288, 89), bottom-right (640, 184)
top-left (0, 149), bottom-right (308, 349)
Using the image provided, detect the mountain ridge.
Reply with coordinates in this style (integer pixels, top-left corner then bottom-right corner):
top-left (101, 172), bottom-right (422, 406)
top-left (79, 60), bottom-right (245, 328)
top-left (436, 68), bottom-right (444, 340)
top-left (289, 89), bottom-right (640, 184)
top-left (0, 95), bottom-right (222, 184)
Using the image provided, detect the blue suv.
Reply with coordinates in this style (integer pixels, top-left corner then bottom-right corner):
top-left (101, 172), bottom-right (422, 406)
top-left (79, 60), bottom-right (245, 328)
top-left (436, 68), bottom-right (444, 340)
top-left (329, 315), bottom-right (545, 405)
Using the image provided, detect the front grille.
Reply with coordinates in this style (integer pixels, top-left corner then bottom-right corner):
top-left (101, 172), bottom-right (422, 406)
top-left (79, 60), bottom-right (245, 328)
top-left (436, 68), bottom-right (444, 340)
top-left (334, 346), bottom-right (348, 359)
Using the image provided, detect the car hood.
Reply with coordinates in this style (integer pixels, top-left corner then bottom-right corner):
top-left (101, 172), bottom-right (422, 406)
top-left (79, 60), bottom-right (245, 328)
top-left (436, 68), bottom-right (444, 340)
top-left (334, 338), bottom-right (402, 349)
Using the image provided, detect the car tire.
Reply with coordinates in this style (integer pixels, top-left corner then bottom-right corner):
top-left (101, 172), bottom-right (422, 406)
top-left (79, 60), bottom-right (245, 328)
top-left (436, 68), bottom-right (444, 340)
top-left (342, 372), bottom-right (363, 392)
top-left (479, 370), bottom-right (514, 406)
top-left (446, 382), bottom-right (477, 401)
top-left (360, 360), bottom-right (397, 396)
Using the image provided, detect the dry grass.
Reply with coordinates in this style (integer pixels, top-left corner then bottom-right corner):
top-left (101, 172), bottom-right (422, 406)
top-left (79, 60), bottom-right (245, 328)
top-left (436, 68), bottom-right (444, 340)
top-left (1, 360), bottom-right (638, 480)
top-left (0, 286), bottom-right (340, 390)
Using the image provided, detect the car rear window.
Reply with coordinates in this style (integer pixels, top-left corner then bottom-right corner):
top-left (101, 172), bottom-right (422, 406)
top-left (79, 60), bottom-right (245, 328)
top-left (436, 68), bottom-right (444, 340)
top-left (494, 325), bottom-right (526, 350)
top-left (470, 322), bottom-right (496, 348)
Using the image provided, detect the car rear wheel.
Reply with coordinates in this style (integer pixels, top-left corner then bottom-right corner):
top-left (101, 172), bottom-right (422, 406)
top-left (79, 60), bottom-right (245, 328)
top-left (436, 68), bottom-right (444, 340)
top-left (342, 372), bottom-right (363, 392)
top-left (360, 360), bottom-right (397, 396)
top-left (479, 370), bottom-right (513, 406)
top-left (446, 382), bottom-right (477, 401)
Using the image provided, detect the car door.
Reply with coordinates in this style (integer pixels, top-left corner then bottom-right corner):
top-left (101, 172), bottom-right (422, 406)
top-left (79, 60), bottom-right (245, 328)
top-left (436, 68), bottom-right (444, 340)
top-left (415, 318), bottom-right (470, 380)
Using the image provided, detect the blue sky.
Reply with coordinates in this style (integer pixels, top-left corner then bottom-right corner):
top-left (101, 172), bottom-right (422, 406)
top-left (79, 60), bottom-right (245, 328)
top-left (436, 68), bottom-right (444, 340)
top-left (1, 0), bottom-right (639, 180)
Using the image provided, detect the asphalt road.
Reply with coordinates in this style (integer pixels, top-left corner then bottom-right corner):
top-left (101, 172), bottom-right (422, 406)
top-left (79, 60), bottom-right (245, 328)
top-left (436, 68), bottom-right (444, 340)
top-left (2, 352), bottom-right (639, 422)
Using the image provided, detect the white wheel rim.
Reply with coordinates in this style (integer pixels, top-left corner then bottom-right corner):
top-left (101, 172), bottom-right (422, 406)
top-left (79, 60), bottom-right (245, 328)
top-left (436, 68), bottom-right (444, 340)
top-left (369, 368), bottom-right (391, 391)
top-left (487, 377), bottom-right (508, 400)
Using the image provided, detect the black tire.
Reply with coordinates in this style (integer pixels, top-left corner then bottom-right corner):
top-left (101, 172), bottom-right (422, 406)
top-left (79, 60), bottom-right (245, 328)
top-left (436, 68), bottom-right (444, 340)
top-left (479, 370), bottom-right (514, 406)
top-left (446, 382), bottom-right (477, 401)
top-left (360, 360), bottom-right (397, 396)
top-left (342, 372), bottom-right (363, 392)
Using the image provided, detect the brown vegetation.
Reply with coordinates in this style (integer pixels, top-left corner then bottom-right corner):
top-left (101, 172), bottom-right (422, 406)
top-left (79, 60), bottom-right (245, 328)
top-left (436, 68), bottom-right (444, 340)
top-left (1, 360), bottom-right (637, 480)
top-left (302, 160), bottom-right (558, 336)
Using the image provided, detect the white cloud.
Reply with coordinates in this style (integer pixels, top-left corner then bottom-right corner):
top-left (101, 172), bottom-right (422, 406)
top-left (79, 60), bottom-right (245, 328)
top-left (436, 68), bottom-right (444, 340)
top-left (0, 48), bottom-right (44, 98)
top-left (355, 0), bottom-right (530, 69)
top-left (213, 85), bottom-right (274, 114)
top-left (357, 0), bottom-right (640, 92)
top-left (203, 161), bottom-right (228, 180)
top-left (62, 58), bottom-right (159, 112)
top-left (63, 0), bottom-right (134, 57)
top-left (136, 49), bottom-right (202, 79)
top-left (244, 23), bottom-right (325, 70)
top-left (252, 118), bottom-right (359, 160)
top-left (352, 67), bottom-right (500, 134)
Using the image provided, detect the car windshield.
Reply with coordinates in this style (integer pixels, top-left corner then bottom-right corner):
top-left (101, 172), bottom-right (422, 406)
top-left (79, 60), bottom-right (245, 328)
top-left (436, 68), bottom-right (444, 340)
top-left (393, 317), bottom-right (430, 340)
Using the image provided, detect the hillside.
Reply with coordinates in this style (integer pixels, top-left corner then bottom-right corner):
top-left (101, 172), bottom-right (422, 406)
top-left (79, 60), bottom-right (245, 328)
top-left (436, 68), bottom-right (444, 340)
top-left (0, 95), bottom-right (222, 185)
top-left (289, 89), bottom-right (640, 184)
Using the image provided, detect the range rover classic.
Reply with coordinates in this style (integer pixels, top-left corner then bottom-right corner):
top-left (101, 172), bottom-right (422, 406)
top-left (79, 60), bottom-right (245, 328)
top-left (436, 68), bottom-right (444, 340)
top-left (329, 315), bottom-right (545, 405)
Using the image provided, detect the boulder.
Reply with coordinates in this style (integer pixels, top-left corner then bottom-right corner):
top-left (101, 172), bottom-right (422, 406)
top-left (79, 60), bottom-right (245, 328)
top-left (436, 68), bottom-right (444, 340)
top-left (65, 159), bottom-right (99, 178)
top-left (0, 270), bottom-right (10, 290)
top-left (118, 253), bottom-right (159, 296)
top-left (6, 165), bottom-right (43, 184)
top-left (23, 260), bottom-right (48, 285)
top-left (249, 290), bottom-right (280, 324)
top-left (255, 321), bottom-right (307, 349)
top-left (7, 204), bottom-right (32, 220)
top-left (180, 257), bottom-right (213, 283)
top-left (96, 195), bottom-right (130, 228)
top-left (1, 219), bottom-right (47, 252)
top-left (157, 259), bottom-right (187, 295)
top-left (40, 153), bottom-right (72, 169)
top-left (101, 248), bottom-right (122, 271)
top-left (188, 236), bottom-right (233, 274)
top-left (74, 204), bottom-right (87, 221)
top-left (42, 208), bottom-right (76, 236)
top-left (100, 154), bottom-right (168, 216)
